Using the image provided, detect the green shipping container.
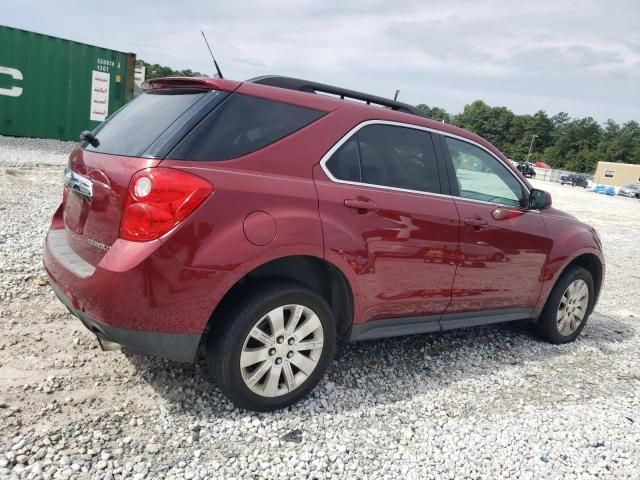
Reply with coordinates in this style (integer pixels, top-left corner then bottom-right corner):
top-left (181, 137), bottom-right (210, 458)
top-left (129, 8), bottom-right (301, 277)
top-left (0, 25), bottom-right (135, 141)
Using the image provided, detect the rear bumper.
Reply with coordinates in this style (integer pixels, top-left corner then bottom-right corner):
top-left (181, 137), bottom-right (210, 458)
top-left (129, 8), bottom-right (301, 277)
top-left (49, 279), bottom-right (200, 362)
top-left (43, 223), bottom-right (238, 363)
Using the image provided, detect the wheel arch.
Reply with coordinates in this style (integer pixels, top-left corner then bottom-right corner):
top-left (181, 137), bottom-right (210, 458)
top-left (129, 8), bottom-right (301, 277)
top-left (204, 255), bottom-right (355, 343)
top-left (566, 253), bottom-right (603, 308)
top-left (541, 251), bottom-right (604, 315)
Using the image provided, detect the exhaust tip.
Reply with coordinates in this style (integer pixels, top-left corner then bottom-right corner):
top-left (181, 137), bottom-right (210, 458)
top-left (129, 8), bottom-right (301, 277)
top-left (95, 334), bottom-right (123, 352)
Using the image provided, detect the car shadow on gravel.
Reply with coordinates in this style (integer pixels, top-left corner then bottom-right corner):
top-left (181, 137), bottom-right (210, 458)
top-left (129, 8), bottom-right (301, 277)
top-left (124, 311), bottom-right (635, 418)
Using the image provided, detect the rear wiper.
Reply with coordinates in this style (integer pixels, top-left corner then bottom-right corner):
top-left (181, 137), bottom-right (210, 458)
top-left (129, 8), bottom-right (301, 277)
top-left (80, 130), bottom-right (100, 148)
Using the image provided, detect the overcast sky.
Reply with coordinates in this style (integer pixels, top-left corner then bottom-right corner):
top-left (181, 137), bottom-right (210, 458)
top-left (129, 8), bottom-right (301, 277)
top-left (5, 1), bottom-right (639, 122)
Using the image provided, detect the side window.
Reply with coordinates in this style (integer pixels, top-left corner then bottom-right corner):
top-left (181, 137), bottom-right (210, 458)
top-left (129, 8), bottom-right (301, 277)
top-left (170, 93), bottom-right (325, 161)
top-left (444, 137), bottom-right (524, 207)
top-left (357, 125), bottom-right (441, 193)
top-left (325, 137), bottom-right (361, 182)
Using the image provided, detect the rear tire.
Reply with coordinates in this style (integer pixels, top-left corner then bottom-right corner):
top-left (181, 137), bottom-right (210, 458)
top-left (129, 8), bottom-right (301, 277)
top-left (534, 266), bottom-right (594, 344)
top-left (208, 280), bottom-right (336, 411)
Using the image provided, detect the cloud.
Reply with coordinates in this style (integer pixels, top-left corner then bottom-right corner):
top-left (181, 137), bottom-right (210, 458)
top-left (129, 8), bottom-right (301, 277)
top-left (4, 0), bottom-right (639, 121)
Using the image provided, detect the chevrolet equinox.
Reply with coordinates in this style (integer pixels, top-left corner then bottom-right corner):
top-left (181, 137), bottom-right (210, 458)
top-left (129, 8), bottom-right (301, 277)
top-left (44, 76), bottom-right (605, 411)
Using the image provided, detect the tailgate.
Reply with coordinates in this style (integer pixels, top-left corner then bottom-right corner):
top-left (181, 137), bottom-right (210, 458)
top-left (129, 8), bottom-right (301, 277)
top-left (60, 87), bottom-right (221, 266)
top-left (63, 148), bottom-right (160, 265)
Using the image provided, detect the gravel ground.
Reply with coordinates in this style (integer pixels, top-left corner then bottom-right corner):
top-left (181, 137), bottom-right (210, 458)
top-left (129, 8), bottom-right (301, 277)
top-left (0, 134), bottom-right (638, 479)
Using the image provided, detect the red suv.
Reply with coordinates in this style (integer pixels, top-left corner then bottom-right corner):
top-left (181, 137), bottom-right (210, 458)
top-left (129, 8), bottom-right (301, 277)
top-left (44, 76), bottom-right (604, 411)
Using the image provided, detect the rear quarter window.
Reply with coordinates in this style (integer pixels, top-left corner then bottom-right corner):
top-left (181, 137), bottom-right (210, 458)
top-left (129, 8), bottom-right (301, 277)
top-left (168, 94), bottom-right (325, 161)
top-left (325, 137), bottom-right (361, 182)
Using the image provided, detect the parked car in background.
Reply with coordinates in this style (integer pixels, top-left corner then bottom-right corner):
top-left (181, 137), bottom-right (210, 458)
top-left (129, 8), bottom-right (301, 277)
top-left (560, 174), bottom-right (589, 188)
top-left (517, 162), bottom-right (536, 178)
top-left (618, 183), bottom-right (640, 198)
top-left (43, 75), bottom-right (605, 411)
top-left (591, 185), bottom-right (617, 196)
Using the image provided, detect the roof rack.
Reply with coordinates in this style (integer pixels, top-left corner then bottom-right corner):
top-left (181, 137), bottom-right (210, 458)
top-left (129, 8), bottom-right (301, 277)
top-left (247, 75), bottom-right (427, 118)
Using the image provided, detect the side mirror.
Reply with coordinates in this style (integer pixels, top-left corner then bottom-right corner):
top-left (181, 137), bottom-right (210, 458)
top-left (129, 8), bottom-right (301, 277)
top-left (528, 188), bottom-right (552, 210)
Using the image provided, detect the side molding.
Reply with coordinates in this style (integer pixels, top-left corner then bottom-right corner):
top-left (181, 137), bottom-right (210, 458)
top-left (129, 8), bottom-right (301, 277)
top-left (348, 308), bottom-right (537, 342)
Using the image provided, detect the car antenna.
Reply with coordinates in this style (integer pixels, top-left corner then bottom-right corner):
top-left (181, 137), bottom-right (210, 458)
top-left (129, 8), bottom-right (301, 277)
top-left (201, 30), bottom-right (224, 79)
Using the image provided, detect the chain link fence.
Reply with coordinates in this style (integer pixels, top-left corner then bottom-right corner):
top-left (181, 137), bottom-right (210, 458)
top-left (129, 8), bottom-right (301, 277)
top-left (532, 167), bottom-right (579, 183)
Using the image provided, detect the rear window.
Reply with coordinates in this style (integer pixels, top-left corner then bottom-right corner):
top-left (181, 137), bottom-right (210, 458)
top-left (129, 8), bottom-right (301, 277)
top-left (168, 93), bottom-right (325, 161)
top-left (85, 89), bottom-right (209, 157)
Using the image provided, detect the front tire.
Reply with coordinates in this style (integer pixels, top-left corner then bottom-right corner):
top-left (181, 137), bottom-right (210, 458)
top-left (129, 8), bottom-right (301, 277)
top-left (534, 266), bottom-right (594, 344)
top-left (208, 281), bottom-right (336, 411)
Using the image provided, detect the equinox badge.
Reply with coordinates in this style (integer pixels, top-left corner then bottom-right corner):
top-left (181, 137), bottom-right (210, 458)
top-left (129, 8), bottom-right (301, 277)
top-left (87, 238), bottom-right (110, 251)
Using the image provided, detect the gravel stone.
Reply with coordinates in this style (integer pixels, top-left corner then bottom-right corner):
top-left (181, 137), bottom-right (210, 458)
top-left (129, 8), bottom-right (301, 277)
top-left (0, 134), bottom-right (639, 478)
top-left (146, 444), bottom-right (160, 454)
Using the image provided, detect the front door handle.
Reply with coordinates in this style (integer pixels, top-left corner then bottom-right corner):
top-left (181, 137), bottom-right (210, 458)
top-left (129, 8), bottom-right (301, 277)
top-left (344, 197), bottom-right (378, 212)
top-left (464, 217), bottom-right (488, 228)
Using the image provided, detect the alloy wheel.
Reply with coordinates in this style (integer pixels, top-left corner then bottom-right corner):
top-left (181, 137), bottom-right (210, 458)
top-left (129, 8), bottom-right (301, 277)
top-left (240, 304), bottom-right (324, 397)
top-left (557, 279), bottom-right (589, 336)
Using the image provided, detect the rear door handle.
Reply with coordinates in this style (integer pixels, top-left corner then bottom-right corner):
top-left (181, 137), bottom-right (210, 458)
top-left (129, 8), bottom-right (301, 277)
top-left (344, 198), bottom-right (378, 212)
top-left (464, 217), bottom-right (488, 228)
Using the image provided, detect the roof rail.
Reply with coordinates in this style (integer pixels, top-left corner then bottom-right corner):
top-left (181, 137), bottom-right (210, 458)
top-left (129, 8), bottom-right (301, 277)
top-left (247, 75), bottom-right (427, 118)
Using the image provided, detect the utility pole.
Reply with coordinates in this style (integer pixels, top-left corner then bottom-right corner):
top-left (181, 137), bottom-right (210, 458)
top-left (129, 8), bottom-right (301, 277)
top-left (526, 134), bottom-right (538, 163)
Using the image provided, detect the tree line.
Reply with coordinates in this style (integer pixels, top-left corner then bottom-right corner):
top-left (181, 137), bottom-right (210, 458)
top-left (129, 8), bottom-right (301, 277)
top-left (136, 59), bottom-right (205, 82)
top-left (417, 101), bottom-right (640, 173)
top-left (136, 59), bottom-right (638, 173)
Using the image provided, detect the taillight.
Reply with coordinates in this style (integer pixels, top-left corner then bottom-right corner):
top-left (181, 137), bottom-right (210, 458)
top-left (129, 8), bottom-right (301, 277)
top-left (119, 168), bottom-right (213, 242)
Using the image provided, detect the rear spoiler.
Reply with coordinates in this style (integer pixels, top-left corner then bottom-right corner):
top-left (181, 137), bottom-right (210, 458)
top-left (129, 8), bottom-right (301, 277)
top-left (143, 77), bottom-right (241, 92)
